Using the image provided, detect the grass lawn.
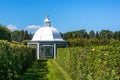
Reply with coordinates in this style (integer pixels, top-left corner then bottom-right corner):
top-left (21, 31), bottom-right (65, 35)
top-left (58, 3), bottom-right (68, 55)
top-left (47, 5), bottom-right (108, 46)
top-left (47, 59), bottom-right (72, 80)
top-left (20, 59), bottom-right (72, 80)
top-left (20, 60), bottom-right (48, 80)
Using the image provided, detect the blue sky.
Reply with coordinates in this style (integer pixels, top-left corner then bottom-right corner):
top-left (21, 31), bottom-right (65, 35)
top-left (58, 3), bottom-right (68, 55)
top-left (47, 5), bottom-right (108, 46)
top-left (0, 0), bottom-right (120, 33)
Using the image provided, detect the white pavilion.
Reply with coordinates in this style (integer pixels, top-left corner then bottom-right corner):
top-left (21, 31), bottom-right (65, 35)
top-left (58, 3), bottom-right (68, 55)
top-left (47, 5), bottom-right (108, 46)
top-left (27, 16), bottom-right (67, 59)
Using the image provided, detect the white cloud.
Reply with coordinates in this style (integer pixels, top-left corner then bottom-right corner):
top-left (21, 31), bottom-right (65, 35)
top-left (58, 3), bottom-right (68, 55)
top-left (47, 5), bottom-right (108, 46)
top-left (7, 24), bottom-right (17, 31)
top-left (25, 25), bottom-right (40, 30)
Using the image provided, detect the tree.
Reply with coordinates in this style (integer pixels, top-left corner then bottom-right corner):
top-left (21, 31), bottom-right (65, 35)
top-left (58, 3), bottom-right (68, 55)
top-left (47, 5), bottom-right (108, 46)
top-left (11, 30), bottom-right (32, 42)
top-left (0, 24), bottom-right (11, 41)
top-left (24, 30), bottom-right (30, 40)
top-left (89, 30), bottom-right (95, 38)
top-left (99, 30), bottom-right (113, 39)
top-left (11, 30), bottom-right (20, 41)
top-left (78, 29), bottom-right (89, 39)
top-left (95, 31), bottom-right (99, 38)
top-left (113, 31), bottom-right (120, 40)
top-left (29, 33), bottom-right (33, 40)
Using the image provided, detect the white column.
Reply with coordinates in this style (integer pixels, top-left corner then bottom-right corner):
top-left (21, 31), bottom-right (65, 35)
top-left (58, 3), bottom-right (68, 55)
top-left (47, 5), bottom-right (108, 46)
top-left (37, 43), bottom-right (39, 59)
top-left (54, 44), bottom-right (56, 59)
top-left (27, 43), bottom-right (30, 47)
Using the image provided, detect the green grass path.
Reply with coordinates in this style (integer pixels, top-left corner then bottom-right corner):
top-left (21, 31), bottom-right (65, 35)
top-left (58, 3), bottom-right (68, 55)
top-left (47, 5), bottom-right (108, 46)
top-left (47, 60), bottom-right (72, 80)
top-left (20, 59), bottom-right (72, 80)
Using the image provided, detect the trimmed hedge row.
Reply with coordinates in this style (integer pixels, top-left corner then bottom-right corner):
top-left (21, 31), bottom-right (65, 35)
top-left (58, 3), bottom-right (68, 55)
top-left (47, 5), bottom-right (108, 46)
top-left (56, 45), bottom-right (120, 80)
top-left (68, 38), bottom-right (120, 47)
top-left (0, 40), bottom-right (36, 79)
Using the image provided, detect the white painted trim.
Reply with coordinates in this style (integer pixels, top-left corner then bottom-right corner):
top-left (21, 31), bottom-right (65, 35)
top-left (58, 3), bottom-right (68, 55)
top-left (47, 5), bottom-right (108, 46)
top-left (37, 43), bottom-right (39, 59)
top-left (41, 45), bottom-right (54, 47)
top-left (54, 44), bottom-right (56, 59)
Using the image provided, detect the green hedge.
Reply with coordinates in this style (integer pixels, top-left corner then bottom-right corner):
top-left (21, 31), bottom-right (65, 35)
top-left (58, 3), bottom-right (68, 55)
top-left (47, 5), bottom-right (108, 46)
top-left (68, 38), bottom-right (120, 47)
top-left (0, 40), bottom-right (36, 79)
top-left (56, 44), bottom-right (120, 80)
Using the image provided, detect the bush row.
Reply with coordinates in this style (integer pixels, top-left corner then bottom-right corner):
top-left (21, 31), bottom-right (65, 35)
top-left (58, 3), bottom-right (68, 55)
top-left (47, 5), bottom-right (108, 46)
top-left (0, 40), bottom-right (36, 80)
top-left (56, 44), bottom-right (120, 80)
top-left (68, 38), bottom-right (120, 47)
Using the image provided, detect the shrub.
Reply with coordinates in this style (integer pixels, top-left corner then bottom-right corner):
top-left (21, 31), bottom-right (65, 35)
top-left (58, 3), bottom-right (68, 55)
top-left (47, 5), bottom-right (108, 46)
top-left (0, 40), bottom-right (36, 79)
top-left (56, 44), bottom-right (120, 80)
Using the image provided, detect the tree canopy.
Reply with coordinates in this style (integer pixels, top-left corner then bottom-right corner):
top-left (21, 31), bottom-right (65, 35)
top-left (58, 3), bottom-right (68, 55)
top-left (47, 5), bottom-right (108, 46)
top-left (62, 29), bottom-right (120, 47)
top-left (62, 29), bottom-right (120, 40)
top-left (0, 24), bottom-right (11, 41)
top-left (0, 24), bottom-right (120, 46)
top-left (0, 24), bottom-right (33, 42)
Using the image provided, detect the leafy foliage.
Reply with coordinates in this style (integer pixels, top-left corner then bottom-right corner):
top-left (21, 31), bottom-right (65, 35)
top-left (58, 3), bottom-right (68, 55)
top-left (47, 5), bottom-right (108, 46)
top-left (62, 29), bottom-right (120, 47)
top-left (0, 24), bottom-right (33, 42)
top-left (68, 38), bottom-right (120, 47)
top-left (56, 44), bottom-right (120, 80)
top-left (62, 29), bottom-right (120, 40)
top-left (0, 40), bottom-right (36, 79)
top-left (0, 25), bottom-right (11, 41)
top-left (11, 30), bottom-right (33, 42)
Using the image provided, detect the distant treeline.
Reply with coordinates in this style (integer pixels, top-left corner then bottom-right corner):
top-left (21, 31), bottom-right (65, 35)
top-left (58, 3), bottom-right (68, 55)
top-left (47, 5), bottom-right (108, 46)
top-left (62, 29), bottom-right (120, 40)
top-left (0, 24), bottom-right (120, 46)
top-left (0, 24), bottom-right (33, 43)
top-left (61, 29), bottom-right (120, 47)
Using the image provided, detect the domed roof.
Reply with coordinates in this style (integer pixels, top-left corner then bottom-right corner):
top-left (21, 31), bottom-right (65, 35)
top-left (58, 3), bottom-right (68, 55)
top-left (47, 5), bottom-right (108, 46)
top-left (31, 16), bottom-right (64, 41)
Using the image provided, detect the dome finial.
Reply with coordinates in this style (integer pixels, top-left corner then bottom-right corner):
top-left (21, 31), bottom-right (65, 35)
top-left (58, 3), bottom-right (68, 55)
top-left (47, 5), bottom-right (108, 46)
top-left (46, 14), bottom-right (49, 18)
top-left (44, 15), bottom-right (51, 27)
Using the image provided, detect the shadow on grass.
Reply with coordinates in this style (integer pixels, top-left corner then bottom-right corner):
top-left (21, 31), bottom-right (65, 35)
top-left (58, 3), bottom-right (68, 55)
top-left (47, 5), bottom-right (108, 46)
top-left (20, 60), bottom-right (48, 80)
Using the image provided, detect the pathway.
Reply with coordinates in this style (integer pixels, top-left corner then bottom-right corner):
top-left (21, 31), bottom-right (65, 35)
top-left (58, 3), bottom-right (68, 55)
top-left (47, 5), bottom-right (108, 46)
top-left (20, 59), bottom-right (72, 80)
